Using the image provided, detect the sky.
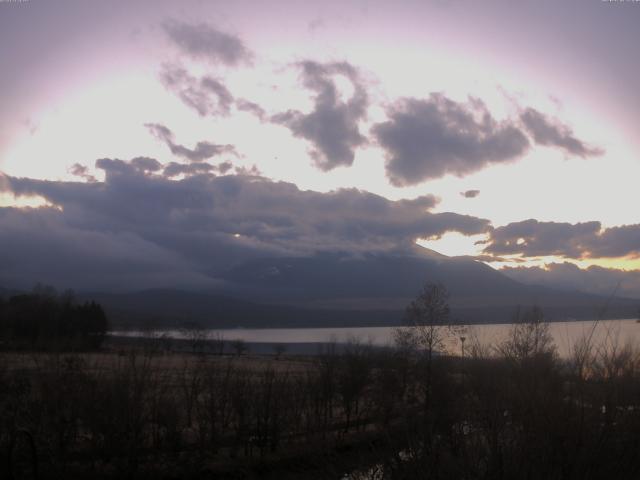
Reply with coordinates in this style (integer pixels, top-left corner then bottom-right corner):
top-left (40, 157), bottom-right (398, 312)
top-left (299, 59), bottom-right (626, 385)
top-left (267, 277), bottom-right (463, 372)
top-left (1, 0), bottom-right (639, 295)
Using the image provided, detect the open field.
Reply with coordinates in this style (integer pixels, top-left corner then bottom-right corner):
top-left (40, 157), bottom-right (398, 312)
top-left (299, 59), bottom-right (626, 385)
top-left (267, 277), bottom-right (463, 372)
top-left (0, 343), bottom-right (412, 479)
top-left (4, 320), bottom-right (640, 479)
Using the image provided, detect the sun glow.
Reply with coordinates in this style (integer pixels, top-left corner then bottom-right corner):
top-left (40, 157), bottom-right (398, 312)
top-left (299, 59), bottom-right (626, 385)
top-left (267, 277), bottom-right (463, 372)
top-left (417, 232), bottom-right (487, 258)
top-left (481, 255), bottom-right (640, 272)
top-left (0, 192), bottom-right (59, 209)
top-left (573, 256), bottom-right (640, 271)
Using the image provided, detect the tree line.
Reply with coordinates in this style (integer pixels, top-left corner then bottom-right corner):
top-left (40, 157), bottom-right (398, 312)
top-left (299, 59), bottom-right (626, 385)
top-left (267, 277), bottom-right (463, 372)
top-left (0, 285), bottom-right (108, 350)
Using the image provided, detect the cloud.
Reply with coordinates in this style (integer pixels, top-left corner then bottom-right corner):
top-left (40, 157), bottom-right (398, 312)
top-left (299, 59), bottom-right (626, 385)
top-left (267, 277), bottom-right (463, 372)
top-left (233, 164), bottom-right (261, 176)
top-left (131, 156), bottom-right (163, 172)
top-left (520, 108), bottom-right (604, 157)
top-left (271, 61), bottom-right (368, 171)
top-left (163, 162), bottom-right (214, 178)
top-left (373, 94), bottom-right (530, 186)
top-left (236, 98), bottom-right (267, 121)
top-left (162, 160), bottom-right (234, 178)
top-left (588, 224), bottom-right (640, 258)
top-left (68, 163), bottom-right (96, 182)
top-left (1, 162), bottom-right (491, 290)
top-left (163, 21), bottom-right (252, 66)
top-left (502, 262), bottom-right (640, 300)
top-left (480, 219), bottom-right (601, 258)
top-left (0, 206), bottom-right (219, 292)
top-left (146, 122), bottom-right (237, 162)
top-left (217, 161), bottom-right (233, 174)
top-left (461, 189), bottom-right (480, 198)
top-left (169, 141), bottom-right (236, 162)
top-left (481, 219), bottom-right (640, 259)
top-left (160, 64), bottom-right (233, 117)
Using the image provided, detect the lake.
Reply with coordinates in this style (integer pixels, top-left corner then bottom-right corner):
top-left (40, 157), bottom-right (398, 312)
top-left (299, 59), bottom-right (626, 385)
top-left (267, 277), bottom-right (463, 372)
top-left (111, 318), bottom-right (640, 358)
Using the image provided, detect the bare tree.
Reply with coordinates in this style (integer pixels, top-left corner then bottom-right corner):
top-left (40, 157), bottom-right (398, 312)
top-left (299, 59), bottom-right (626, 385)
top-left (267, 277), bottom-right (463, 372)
top-left (273, 343), bottom-right (287, 360)
top-left (180, 322), bottom-right (208, 354)
top-left (211, 332), bottom-right (225, 356)
top-left (497, 305), bottom-right (555, 363)
top-left (405, 283), bottom-right (451, 361)
top-left (404, 282), bottom-right (453, 438)
top-left (232, 339), bottom-right (248, 356)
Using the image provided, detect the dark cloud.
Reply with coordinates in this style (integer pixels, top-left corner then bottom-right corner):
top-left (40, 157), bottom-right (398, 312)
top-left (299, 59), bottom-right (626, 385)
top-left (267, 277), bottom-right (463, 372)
top-left (481, 219), bottom-right (640, 259)
top-left (373, 94), bottom-right (530, 186)
top-left (146, 123), bottom-right (237, 162)
top-left (68, 163), bottom-right (96, 182)
top-left (131, 156), bottom-right (162, 172)
top-left (160, 64), bottom-right (233, 117)
top-left (170, 142), bottom-right (236, 162)
top-left (163, 21), bottom-right (252, 66)
top-left (271, 61), bottom-right (368, 171)
top-left (0, 162), bottom-right (490, 290)
top-left (520, 108), bottom-right (604, 157)
top-left (163, 162), bottom-right (214, 178)
top-left (233, 164), bottom-right (261, 177)
top-left (95, 157), bottom-right (138, 177)
top-left (461, 189), bottom-right (480, 198)
top-left (217, 161), bottom-right (233, 174)
top-left (480, 219), bottom-right (601, 258)
top-left (0, 206), bottom-right (219, 292)
top-left (588, 224), bottom-right (640, 258)
top-left (162, 161), bottom-right (234, 178)
top-left (502, 262), bottom-right (640, 300)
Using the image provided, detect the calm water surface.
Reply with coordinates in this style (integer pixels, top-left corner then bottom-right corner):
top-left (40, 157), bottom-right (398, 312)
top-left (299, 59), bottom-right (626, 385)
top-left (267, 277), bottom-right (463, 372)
top-left (112, 319), bottom-right (640, 358)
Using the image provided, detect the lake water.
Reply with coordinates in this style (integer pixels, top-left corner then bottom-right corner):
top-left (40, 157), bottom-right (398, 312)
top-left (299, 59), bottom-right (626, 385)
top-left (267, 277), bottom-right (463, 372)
top-left (111, 318), bottom-right (640, 358)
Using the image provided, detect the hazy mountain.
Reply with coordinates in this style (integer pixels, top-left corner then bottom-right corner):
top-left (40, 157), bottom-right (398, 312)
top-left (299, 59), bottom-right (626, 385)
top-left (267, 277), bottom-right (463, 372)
top-left (5, 251), bottom-right (638, 329)
top-left (89, 252), bottom-right (639, 328)
top-left (81, 289), bottom-right (399, 330)
top-left (218, 251), bottom-right (632, 307)
top-left (219, 251), bottom-right (516, 302)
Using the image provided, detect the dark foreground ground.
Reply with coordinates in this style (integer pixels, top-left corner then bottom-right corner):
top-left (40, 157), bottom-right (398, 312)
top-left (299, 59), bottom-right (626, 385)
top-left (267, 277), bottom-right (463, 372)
top-left (3, 323), bottom-right (640, 480)
top-left (107, 333), bottom-right (396, 356)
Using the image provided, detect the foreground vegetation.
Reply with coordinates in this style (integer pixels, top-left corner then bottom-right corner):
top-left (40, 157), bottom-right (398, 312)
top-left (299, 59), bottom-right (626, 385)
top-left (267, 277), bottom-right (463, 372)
top-left (2, 320), bottom-right (640, 479)
top-left (0, 286), bottom-right (108, 350)
top-left (2, 284), bottom-right (640, 479)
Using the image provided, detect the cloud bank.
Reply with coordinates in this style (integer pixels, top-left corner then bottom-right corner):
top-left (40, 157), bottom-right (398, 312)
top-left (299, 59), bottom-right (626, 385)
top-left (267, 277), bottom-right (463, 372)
top-left (481, 219), bottom-right (640, 259)
top-left (0, 162), bottom-right (490, 290)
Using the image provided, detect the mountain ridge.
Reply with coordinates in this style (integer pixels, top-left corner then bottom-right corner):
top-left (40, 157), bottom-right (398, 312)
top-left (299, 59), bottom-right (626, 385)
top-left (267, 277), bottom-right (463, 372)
top-left (3, 252), bottom-right (638, 328)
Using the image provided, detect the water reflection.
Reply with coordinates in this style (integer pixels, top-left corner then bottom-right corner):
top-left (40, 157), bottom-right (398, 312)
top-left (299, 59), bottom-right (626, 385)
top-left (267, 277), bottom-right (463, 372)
top-left (111, 319), bottom-right (640, 358)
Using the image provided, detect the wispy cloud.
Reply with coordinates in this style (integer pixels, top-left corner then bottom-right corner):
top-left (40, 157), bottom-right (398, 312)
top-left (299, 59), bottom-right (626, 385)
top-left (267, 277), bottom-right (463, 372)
top-left (163, 20), bottom-right (252, 66)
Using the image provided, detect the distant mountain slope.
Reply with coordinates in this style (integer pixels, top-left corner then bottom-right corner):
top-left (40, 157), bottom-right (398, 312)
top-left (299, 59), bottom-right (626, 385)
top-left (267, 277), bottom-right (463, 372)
top-left (77, 252), bottom-right (637, 329)
top-left (80, 289), bottom-right (400, 329)
top-left (82, 286), bottom-right (638, 331)
top-left (219, 252), bottom-right (523, 303)
top-left (214, 253), bottom-right (638, 322)
top-left (6, 252), bottom-right (638, 329)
